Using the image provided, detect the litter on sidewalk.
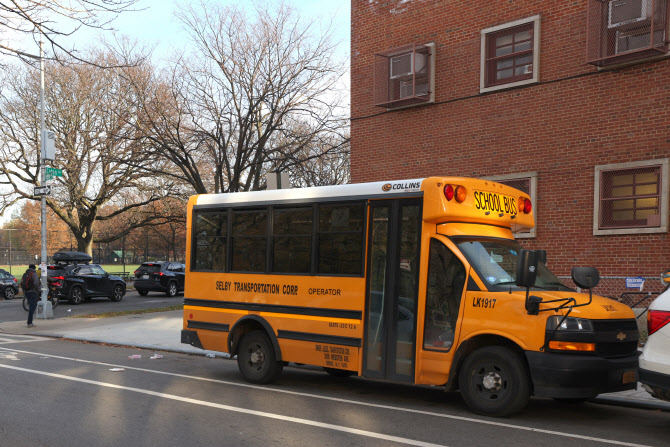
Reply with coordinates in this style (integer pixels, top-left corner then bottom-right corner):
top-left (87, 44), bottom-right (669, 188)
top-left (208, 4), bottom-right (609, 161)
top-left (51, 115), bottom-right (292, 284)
top-left (128, 354), bottom-right (141, 359)
top-left (150, 354), bottom-right (163, 359)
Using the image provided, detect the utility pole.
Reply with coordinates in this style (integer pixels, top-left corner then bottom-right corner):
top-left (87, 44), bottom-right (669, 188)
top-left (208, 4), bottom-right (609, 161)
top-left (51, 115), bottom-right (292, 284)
top-left (37, 37), bottom-right (52, 319)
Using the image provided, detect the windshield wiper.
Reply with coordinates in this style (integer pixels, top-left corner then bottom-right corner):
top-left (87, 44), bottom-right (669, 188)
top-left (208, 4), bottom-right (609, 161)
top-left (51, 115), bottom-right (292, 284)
top-left (492, 280), bottom-right (517, 286)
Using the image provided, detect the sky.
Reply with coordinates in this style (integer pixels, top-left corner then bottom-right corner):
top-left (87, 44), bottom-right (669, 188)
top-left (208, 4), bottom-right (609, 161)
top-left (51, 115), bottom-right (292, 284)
top-left (80, 0), bottom-right (350, 62)
top-left (0, 1), bottom-right (351, 223)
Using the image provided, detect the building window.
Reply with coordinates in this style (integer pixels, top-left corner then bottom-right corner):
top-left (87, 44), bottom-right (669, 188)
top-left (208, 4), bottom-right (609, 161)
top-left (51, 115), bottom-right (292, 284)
top-left (594, 159), bottom-right (669, 235)
top-left (484, 172), bottom-right (538, 238)
top-left (587, 0), bottom-right (668, 67)
top-left (374, 43), bottom-right (435, 109)
top-left (480, 16), bottom-right (540, 93)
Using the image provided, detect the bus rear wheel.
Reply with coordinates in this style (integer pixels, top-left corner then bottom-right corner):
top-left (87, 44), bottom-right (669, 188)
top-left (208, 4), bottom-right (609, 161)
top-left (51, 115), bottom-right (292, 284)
top-left (458, 346), bottom-right (530, 417)
top-left (237, 331), bottom-right (283, 384)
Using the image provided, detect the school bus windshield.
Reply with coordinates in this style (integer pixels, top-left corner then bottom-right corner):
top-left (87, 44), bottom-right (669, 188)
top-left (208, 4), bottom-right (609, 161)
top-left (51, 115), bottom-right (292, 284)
top-left (454, 238), bottom-right (572, 292)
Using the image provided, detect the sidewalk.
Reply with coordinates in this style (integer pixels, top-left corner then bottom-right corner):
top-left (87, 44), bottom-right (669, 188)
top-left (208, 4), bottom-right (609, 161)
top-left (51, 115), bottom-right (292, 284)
top-left (3, 310), bottom-right (669, 412)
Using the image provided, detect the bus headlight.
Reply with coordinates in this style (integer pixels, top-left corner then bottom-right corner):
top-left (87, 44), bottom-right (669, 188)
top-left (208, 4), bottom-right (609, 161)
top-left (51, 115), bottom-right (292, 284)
top-left (546, 316), bottom-right (594, 332)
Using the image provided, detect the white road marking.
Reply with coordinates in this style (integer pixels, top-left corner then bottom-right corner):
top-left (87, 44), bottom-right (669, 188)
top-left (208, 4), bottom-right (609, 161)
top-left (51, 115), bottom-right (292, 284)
top-left (0, 335), bottom-right (52, 344)
top-left (0, 351), bottom-right (19, 360)
top-left (0, 346), bottom-right (655, 447)
top-left (0, 363), bottom-right (445, 447)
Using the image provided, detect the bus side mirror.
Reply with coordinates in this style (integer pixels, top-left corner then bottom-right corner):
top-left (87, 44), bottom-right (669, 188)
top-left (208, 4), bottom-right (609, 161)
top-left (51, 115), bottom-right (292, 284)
top-left (571, 267), bottom-right (600, 289)
top-left (516, 249), bottom-right (539, 288)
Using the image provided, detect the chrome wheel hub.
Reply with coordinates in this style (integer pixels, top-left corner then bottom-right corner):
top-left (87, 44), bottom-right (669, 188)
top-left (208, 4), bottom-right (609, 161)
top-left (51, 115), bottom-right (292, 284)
top-left (482, 372), bottom-right (502, 392)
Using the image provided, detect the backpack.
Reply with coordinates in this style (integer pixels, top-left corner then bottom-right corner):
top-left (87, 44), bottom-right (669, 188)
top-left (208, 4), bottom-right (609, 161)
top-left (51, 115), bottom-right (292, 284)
top-left (21, 270), bottom-right (34, 291)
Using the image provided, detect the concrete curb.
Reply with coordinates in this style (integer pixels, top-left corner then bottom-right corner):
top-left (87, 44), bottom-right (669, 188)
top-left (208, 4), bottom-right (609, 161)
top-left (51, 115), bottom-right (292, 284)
top-left (592, 395), bottom-right (670, 412)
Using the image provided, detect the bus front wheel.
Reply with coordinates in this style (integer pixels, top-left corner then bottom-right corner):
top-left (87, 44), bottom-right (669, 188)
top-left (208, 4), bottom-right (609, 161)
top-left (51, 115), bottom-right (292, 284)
top-left (237, 330), bottom-right (283, 384)
top-left (458, 346), bottom-right (530, 417)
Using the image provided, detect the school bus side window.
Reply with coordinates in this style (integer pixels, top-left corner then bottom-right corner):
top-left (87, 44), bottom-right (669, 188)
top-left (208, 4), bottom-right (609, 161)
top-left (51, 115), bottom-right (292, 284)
top-left (272, 207), bottom-right (313, 274)
top-left (231, 209), bottom-right (267, 272)
top-left (193, 211), bottom-right (227, 271)
top-left (424, 239), bottom-right (465, 351)
top-left (318, 203), bottom-right (364, 275)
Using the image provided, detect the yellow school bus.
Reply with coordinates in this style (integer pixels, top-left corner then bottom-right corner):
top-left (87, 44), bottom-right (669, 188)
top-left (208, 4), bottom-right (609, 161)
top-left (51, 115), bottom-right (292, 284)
top-left (182, 177), bottom-right (639, 416)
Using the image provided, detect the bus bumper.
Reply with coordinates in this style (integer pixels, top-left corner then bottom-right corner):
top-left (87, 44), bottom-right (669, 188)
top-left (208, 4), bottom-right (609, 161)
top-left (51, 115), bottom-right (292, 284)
top-left (525, 351), bottom-right (640, 398)
top-left (181, 329), bottom-right (204, 349)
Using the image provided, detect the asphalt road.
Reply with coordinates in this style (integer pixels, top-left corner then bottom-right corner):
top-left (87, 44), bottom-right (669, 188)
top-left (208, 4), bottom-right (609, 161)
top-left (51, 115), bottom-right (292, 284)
top-left (1, 291), bottom-right (669, 446)
top-left (0, 288), bottom-right (181, 322)
top-left (0, 335), bottom-right (667, 447)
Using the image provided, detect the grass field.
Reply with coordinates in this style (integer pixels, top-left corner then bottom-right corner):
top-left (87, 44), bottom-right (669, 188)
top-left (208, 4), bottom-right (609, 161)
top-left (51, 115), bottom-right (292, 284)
top-left (0, 265), bottom-right (141, 276)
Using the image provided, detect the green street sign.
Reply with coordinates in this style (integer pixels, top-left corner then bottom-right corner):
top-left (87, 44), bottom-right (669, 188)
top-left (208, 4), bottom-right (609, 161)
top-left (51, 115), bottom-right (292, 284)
top-left (46, 167), bottom-right (63, 181)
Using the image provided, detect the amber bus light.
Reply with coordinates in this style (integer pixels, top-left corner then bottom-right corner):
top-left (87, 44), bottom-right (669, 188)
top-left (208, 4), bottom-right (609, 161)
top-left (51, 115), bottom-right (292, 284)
top-left (548, 341), bottom-right (596, 352)
top-left (455, 186), bottom-right (467, 203)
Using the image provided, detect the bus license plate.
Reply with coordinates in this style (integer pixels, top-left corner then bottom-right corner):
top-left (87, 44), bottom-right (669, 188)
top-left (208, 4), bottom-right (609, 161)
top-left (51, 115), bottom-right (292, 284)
top-left (473, 191), bottom-right (518, 216)
top-left (622, 370), bottom-right (636, 384)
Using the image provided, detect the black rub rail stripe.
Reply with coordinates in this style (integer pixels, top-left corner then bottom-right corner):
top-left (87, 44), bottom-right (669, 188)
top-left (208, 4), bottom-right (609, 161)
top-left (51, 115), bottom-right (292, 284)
top-left (277, 330), bottom-right (362, 347)
top-left (184, 299), bottom-right (362, 320)
top-left (187, 320), bottom-right (230, 332)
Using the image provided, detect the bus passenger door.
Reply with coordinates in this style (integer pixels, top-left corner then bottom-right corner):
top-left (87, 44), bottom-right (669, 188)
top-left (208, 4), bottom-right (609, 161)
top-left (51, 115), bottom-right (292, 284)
top-left (363, 199), bottom-right (422, 382)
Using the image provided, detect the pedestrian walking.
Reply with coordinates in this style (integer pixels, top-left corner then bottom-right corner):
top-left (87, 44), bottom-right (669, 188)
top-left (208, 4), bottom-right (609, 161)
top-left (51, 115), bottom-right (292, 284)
top-left (21, 264), bottom-right (40, 328)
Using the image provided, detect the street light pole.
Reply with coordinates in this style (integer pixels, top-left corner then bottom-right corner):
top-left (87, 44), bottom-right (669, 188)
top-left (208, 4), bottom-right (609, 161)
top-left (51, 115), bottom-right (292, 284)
top-left (38, 36), bottom-right (52, 319)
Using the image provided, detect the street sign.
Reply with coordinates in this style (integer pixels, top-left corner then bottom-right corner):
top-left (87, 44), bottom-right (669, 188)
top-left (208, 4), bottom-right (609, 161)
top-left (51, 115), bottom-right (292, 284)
top-left (625, 277), bottom-right (645, 291)
top-left (41, 130), bottom-right (55, 161)
top-left (45, 167), bottom-right (63, 181)
top-left (33, 186), bottom-right (51, 196)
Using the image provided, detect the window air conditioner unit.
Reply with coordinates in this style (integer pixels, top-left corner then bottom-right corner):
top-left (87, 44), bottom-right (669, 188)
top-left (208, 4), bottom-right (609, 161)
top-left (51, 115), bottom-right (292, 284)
top-left (608, 0), bottom-right (652, 28)
top-left (390, 52), bottom-right (428, 79)
top-left (399, 80), bottom-right (429, 100)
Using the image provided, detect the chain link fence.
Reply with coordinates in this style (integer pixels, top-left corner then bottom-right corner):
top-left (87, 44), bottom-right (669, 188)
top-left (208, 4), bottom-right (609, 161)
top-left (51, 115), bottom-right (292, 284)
top-left (559, 275), bottom-right (668, 343)
top-left (0, 229), bottom-right (186, 276)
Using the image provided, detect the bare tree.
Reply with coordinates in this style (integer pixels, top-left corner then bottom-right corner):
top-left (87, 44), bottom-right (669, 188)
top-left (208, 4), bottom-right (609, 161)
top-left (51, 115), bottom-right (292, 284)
top-left (132, 0), bottom-right (349, 194)
top-left (0, 50), bottom-right (178, 254)
top-left (0, 0), bottom-right (140, 65)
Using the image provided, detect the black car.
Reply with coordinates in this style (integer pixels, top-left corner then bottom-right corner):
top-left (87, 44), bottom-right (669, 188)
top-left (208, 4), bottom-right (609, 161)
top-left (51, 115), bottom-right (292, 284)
top-left (0, 269), bottom-right (19, 300)
top-left (134, 262), bottom-right (185, 297)
top-left (47, 251), bottom-right (126, 305)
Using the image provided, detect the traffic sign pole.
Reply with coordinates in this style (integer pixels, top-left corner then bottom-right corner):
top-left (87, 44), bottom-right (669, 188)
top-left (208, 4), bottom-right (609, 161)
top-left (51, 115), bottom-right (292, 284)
top-left (37, 38), bottom-right (52, 320)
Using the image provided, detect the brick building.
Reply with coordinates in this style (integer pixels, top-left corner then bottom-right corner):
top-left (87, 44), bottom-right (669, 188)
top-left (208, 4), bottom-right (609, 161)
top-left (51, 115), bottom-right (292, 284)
top-left (350, 0), bottom-right (669, 284)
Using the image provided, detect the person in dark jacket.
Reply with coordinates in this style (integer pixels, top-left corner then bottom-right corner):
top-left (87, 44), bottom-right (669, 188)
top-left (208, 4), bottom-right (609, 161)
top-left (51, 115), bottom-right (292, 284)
top-left (22, 264), bottom-right (40, 328)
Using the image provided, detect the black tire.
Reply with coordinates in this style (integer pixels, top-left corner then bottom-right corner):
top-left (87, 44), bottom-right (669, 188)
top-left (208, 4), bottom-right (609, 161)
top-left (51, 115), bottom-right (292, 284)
top-left (237, 330), bottom-right (283, 384)
top-left (458, 346), bottom-right (531, 417)
top-left (4, 287), bottom-right (15, 300)
top-left (68, 286), bottom-right (84, 305)
top-left (323, 367), bottom-right (355, 378)
top-left (165, 281), bottom-right (178, 297)
top-left (137, 289), bottom-right (149, 296)
top-left (110, 284), bottom-right (125, 302)
top-left (22, 297), bottom-right (29, 311)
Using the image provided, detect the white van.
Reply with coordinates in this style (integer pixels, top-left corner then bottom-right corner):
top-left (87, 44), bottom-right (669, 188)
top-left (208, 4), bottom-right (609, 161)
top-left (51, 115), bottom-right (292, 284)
top-left (639, 271), bottom-right (670, 401)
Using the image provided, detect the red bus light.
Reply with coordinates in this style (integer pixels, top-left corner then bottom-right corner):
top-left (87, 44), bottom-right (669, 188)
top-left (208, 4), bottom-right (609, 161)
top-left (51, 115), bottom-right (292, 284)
top-left (648, 310), bottom-right (670, 336)
top-left (523, 198), bottom-right (532, 214)
top-left (444, 184), bottom-right (454, 201)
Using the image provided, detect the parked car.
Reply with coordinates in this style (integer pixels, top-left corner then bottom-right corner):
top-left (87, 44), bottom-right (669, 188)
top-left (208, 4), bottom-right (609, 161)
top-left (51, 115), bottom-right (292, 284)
top-left (47, 251), bottom-right (126, 305)
top-left (134, 262), bottom-right (185, 297)
top-left (0, 269), bottom-right (19, 300)
top-left (639, 271), bottom-right (670, 402)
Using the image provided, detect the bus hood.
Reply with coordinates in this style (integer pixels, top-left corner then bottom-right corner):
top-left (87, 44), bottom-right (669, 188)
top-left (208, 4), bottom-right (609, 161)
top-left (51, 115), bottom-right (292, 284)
top-left (521, 290), bottom-right (636, 320)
